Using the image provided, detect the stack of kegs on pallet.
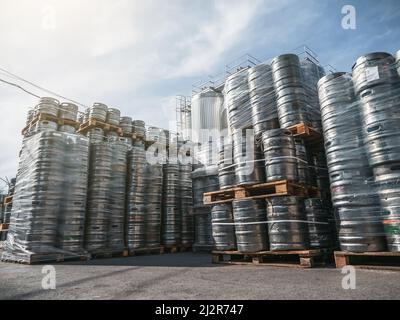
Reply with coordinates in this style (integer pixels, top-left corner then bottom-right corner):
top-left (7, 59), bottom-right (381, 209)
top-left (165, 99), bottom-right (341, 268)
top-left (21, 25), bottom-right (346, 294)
top-left (354, 52), bottom-right (400, 252)
top-left (192, 165), bottom-right (219, 251)
top-left (209, 52), bottom-right (334, 254)
top-left (24, 97), bottom-right (80, 137)
top-left (2, 129), bottom-right (89, 263)
top-left (318, 50), bottom-right (400, 253)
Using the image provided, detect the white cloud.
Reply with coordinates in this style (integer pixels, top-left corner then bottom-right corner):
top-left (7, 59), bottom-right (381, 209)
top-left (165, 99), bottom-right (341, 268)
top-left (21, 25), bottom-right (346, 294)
top-left (0, 0), bottom-right (265, 179)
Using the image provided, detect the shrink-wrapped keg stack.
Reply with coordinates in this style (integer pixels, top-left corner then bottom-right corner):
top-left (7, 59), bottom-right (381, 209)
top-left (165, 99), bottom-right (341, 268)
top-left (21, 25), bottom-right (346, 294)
top-left (180, 163), bottom-right (194, 246)
top-left (85, 142), bottom-right (113, 253)
top-left (217, 136), bottom-right (236, 189)
top-left (126, 146), bottom-right (147, 249)
top-left (2, 131), bottom-right (90, 262)
top-left (318, 71), bottom-right (386, 252)
top-left (192, 166), bottom-right (219, 249)
top-left (108, 141), bottom-right (128, 253)
top-left (162, 162), bottom-right (181, 246)
top-left (145, 164), bottom-right (164, 248)
top-left (353, 52), bottom-right (400, 252)
top-left (271, 54), bottom-right (310, 128)
top-left (58, 134), bottom-right (89, 252)
top-left (225, 69), bottom-right (253, 131)
top-left (248, 63), bottom-right (279, 139)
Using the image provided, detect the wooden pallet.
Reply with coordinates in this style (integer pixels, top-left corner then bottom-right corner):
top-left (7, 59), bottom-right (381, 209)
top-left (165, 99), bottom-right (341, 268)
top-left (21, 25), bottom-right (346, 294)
top-left (0, 224), bottom-right (9, 231)
top-left (287, 123), bottom-right (322, 145)
top-left (125, 246), bottom-right (164, 256)
top-left (203, 180), bottom-right (321, 205)
top-left (212, 249), bottom-right (331, 268)
top-left (1, 252), bottom-right (89, 265)
top-left (22, 113), bottom-right (80, 135)
top-left (3, 196), bottom-right (12, 205)
top-left (77, 119), bottom-right (123, 135)
top-left (334, 251), bottom-right (400, 271)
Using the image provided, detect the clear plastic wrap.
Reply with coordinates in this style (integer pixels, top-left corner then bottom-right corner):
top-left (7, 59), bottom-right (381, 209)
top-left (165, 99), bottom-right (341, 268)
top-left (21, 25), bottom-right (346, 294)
top-left (317, 52), bottom-right (400, 252)
top-left (225, 68), bottom-right (253, 131)
top-left (84, 141), bottom-right (113, 253)
top-left (2, 131), bottom-right (89, 263)
top-left (248, 63), bottom-right (279, 138)
top-left (211, 204), bottom-right (236, 251)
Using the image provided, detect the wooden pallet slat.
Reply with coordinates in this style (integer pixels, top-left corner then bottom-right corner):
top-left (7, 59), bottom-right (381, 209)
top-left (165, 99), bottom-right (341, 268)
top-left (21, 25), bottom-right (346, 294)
top-left (77, 119), bottom-right (123, 135)
top-left (203, 180), bottom-right (320, 205)
top-left (125, 246), bottom-right (164, 256)
top-left (3, 196), bottom-right (12, 205)
top-left (212, 249), bottom-right (331, 268)
top-left (22, 113), bottom-right (81, 135)
top-left (287, 123), bottom-right (324, 148)
top-left (334, 251), bottom-right (400, 271)
top-left (0, 223), bottom-right (9, 231)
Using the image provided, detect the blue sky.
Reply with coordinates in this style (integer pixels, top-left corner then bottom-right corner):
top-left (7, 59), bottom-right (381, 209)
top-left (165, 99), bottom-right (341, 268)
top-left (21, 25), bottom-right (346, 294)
top-left (0, 0), bottom-right (399, 187)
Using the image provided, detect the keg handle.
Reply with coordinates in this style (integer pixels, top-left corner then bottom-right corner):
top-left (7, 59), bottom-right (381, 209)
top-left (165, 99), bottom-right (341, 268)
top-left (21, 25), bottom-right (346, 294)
top-left (367, 125), bottom-right (381, 133)
top-left (360, 89), bottom-right (373, 98)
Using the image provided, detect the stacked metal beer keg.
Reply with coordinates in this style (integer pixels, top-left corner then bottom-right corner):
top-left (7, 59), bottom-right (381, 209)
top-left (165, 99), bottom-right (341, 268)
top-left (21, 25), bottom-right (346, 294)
top-left (89, 103), bottom-right (108, 121)
top-left (233, 199), bottom-right (268, 252)
top-left (145, 164), bottom-right (164, 248)
top-left (120, 116), bottom-right (133, 145)
top-left (294, 137), bottom-right (310, 184)
top-left (106, 108), bottom-right (121, 126)
top-left (192, 166), bottom-right (219, 249)
top-left (396, 50), bottom-right (400, 76)
top-left (180, 163), bottom-right (194, 246)
top-left (271, 54), bottom-right (310, 128)
top-left (85, 142), bottom-right (113, 253)
top-left (211, 204), bottom-right (236, 250)
top-left (33, 97), bottom-right (60, 133)
top-left (126, 146), bottom-right (147, 249)
top-left (318, 71), bottom-right (386, 252)
top-left (58, 102), bottom-right (79, 133)
top-left (162, 162), bottom-right (181, 245)
top-left (261, 129), bottom-right (298, 182)
top-left (266, 196), bottom-right (308, 250)
top-left (5, 132), bottom-right (64, 256)
top-left (248, 63), bottom-right (279, 138)
top-left (304, 198), bottom-right (333, 249)
top-left (225, 68), bottom-right (253, 131)
top-left (232, 130), bottom-right (265, 185)
top-left (133, 120), bottom-right (146, 138)
top-left (353, 52), bottom-right (400, 252)
top-left (57, 134), bottom-right (89, 253)
top-left (218, 135), bottom-right (236, 189)
top-left (108, 141), bottom-right (128, 253)
top-left (300, 58), bottom-right (325, 132)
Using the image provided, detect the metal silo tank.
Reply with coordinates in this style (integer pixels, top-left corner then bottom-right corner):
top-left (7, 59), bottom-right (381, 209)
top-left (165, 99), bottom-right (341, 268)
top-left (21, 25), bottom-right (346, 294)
top-left (191, 88), bottom-right (224, 145)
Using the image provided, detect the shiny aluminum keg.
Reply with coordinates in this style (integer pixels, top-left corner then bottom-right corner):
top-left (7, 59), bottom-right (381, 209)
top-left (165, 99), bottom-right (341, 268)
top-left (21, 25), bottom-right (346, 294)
top-left (352, 52), bottom-right (399, 95)
top-left (194, 207), bottom-right (213, 246)
top-left (133, 120), bottom-right (146, 138)
top-left (89, 103), bottom-right (108, 122)
top-left (248, 63), bottom-right (279, 137)
top-left (218, 137), bottom-right (236, 189)
top-left (58, 102), bottom-right (78, 121)
top-left (86, 127), bottom-right (104, 143)
top-left (304, 198), bottom-right (332, 249)
top-left (232, 130), bottom-right (265, 186)
top-left (35, 97), bottom-right (59, 117)
top-left (262, 129), bottom-right (298, 182)
top-left (106, 108), bottom-right (121, 126)
top-left (211, 204), bottom-right (236, 250)
top-left (266, 196), bottom-right (309, 250)
top-left (120, 116), bottom-right (133, 134)
top-left (233, 199), bottom-right (268, 252)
